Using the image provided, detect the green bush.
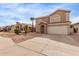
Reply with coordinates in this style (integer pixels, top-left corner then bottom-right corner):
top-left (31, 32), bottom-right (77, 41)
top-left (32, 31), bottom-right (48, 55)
top-left (14, 29), bottom-right (21, 34)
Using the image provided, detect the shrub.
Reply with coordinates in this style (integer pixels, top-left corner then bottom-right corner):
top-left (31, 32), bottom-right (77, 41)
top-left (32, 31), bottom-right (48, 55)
top-left (14, 29), bottom-right (21, 34)
top-left (24, 25), bottom-right (28, 33)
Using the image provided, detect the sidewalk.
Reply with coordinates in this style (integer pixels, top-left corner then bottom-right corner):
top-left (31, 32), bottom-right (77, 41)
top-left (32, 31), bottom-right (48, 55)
top-left (0, 37), bottom-right (15, 50)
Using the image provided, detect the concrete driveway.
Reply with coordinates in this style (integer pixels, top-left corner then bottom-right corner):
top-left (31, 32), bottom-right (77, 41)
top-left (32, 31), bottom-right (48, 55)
top-left (0, 35), bottom-right (79, 56)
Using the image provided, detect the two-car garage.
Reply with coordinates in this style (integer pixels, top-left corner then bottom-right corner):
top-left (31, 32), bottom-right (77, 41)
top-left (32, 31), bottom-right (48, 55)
top-left (47, 23), bottom-right (70, 35)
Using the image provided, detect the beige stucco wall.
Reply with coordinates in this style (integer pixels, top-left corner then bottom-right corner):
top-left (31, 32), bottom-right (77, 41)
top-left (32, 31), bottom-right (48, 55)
top-left (50, 10), bottom-right (70, 24)
top-left (47, 25), bottom-right (70, 35)
top-left (70, 27), bottom-right (74, 34)
top-left (36, 19), bottom-right (41, 33)
top-left (50, 13), bottom-right (61, 23)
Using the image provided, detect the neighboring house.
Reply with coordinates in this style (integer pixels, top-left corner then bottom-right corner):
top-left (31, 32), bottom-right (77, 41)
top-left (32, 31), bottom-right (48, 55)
top-left (2, 26), bottom-right (11, 32)
top-left (10, 22), bottom-right (32, 32)
top-left (36, 9), bottom-right (71, 35)
top-left (0, 26), bottom-right (5, 31)
top-left (73, 23), bottom-right (79, 33)
top-left (0, 27), bottom-right (2, 31)
top-left (0, 22), bottom-right (32, 33)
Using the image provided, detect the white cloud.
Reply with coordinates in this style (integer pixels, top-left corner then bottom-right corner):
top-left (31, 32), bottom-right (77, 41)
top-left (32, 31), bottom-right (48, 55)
top-left (71, 16), bottom-right (79, 24)
top-left (0, 4), bottom-right (18, 9)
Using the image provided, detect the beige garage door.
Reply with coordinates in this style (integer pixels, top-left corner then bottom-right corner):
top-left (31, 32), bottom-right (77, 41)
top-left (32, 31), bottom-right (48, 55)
top-left (47, 26), bottom-right (69, 35)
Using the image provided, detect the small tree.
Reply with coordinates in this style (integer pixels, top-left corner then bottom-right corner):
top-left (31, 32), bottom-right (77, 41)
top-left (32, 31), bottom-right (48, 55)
top-left (14, 28), bottom-right (21, 35)
top-left (24, 25), bottom-right (28, 34)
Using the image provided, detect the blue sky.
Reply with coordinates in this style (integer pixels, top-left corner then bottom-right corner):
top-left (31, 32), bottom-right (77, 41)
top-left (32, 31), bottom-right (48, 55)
top-left (0, 3), bottom-right (79, 26)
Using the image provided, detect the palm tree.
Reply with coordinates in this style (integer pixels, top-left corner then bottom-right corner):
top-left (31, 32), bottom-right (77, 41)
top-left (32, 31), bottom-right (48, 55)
top-left (30, 17), bottom-right (34, 32)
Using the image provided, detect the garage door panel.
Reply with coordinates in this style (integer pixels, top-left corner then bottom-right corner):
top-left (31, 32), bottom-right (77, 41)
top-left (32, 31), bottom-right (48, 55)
top-left (47, 26), bottom-right (68, 34)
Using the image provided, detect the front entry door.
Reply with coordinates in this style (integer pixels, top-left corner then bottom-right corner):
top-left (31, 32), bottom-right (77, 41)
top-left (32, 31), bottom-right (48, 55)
top-left (40, 25), bottom-right (44, 33)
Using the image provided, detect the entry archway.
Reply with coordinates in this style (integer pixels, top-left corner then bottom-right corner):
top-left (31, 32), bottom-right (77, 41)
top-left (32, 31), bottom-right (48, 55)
top-left (39, 22), bottom-right (47, 34)
top-left (40, 25), bottom-right (45, 33)
top-left (40, 24), bottom-right (47, 34)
